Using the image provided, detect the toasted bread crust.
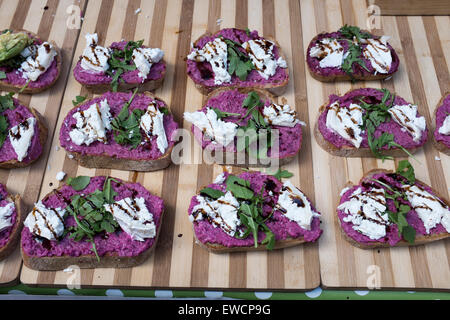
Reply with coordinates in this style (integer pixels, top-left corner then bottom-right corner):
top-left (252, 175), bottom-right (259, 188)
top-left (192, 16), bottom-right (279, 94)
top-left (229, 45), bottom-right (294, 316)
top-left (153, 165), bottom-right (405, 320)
top-left (79, 60), bottom-right (166, 94)
top-left (431, 92), bottom-right (450, 156)
top-left (306, 32), bottom-right (398, 82)
top-left (63, 91), bottom-right (174, 172)
top-left (197, 87), bottom-right (300, 167)
top-left (188, 31), bottom-right (289, 96)
top-left (0, 30), bottom-right (62, 94)
top-left (313, 94), bottom-right (426, 158)
top-left (67, 145), bottom-right (174, 172)
top-left (0, 106), bottom-right (48, 169)
top-left (21, 179), bottom-right (164, 271)
top-left (194, 232), bottom-right (311, 253)
top-left (0, 194), bottom-right (23, 261)
top-left (336, 169), bottom-right (450, 249)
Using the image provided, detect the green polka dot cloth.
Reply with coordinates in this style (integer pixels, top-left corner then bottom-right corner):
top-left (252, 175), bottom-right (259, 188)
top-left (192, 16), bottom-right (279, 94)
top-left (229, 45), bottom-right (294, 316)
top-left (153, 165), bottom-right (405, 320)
top-left (1, 285), bottom-right (449, 299)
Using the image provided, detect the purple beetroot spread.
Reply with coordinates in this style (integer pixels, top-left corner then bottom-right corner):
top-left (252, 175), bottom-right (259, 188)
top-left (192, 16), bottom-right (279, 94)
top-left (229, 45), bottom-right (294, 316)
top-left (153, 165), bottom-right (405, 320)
top-left (21, 176), bottom-right (164, 257)
top-left (0, 98), bottom-right (43, 164)
top-left (434, 93), bottom-right (450, 148)
top-left (187, 28), bottom-right (288, 88)
top-left (306, 30), bottom-right (400, 77)
top-left (188, 171), bottom-right (322, 248)
top-left (73, 41), bottom-right (165, 85)
top-left (59, 91), bottom-right (178, 160)
top-left (191, 89), bottom-right (302, 158)
top-left (318, 88), bottom-right (428, 149)
top-left (0, 32), bottom-right (59, 89)
top-left (0, 184), bottom-right (17, 249)
top-left (338, 172), bottom-right (447, 246)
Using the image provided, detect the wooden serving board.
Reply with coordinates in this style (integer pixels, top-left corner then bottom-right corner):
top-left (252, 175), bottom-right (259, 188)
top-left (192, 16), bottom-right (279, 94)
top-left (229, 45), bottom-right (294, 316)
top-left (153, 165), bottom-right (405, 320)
top-left (300, 0), bottom-right (450, 290)
top-left (19, 0), bottom-right (450, 292)
top-left (20, 0), bottom-right (321, 290)
top-left (0, 0), bottom-right (87, 286)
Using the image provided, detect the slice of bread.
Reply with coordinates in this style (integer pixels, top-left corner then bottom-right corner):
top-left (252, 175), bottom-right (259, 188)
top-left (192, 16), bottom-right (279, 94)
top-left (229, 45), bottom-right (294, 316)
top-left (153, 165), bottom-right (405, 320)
top-left (0, 30), bottom-right (62, 94)
top-left (195, 232), bottom-right (313, 253)
top-left (189, 87), bottom-right (302, 167)
top-left (337, 169), bottom-right (450, 249)
top-left (67, 147), bottom-right (173, 172)
top-left (306, 30), bottom-right (399, 82)
top-left (0, 193), bottom-right (23, 261)
top-left (22, 244), bottom-right (157, 270)
top-left (189, 171), bottom-right (322, 253)
top-left (21, 177), bottom-right (164, 271)
top-left (0, 104), bottom-right (48, 169)
top-left (22, 215), bottom-right (163, 270)
top-left (61, 91), bottom-right (176, 172)
top-left (432, 92), bottom-right (450, 156)
top-left (314, 89), bottom-right (427, 158)
top-left (73, 37), bottom-right (166, 94)
top-left (187, 29), bottom-right (289, 96)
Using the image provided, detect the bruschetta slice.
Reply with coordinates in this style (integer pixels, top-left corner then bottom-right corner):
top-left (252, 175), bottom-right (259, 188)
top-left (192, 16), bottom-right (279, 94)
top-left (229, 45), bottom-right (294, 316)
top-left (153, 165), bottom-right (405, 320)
top-left (337, 161), bottom-right (449, 249)
top-left (306, 25), bottom-right (399, 82)
top-left (187, 28), bottom-right (289, 96)
top-left (59, 91), bottom-right (178, 172)
top-left (433, 92), bottom-right (450, 156)
top-left (314, 88), bottom-right (428, 159)
top-left (183, 88), bottom-right (304, 167)
top-left (188, 170), bottom-right (322, 252)
top-left (73, 33), bottom-right (165, 93)
top-left (21, 176), bottom-right (164, 270)
top-left (0, 29), bottom-right (61, 93)
top-left (0, 93), bottom-right (48, 168)
top-left (0, 183), bottom-right (23, 261)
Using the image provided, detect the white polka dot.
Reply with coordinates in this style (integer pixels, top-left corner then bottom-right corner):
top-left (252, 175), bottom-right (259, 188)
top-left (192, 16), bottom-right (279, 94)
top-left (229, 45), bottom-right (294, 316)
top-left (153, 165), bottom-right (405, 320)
top-left (154, 290), bottom-right (173, 298)
top-left (354, 290), bottom-right (369, 296)
top-left (8, 290), bottom-right (26, 295)
top-left (57, 289), bottom-right (75, 296)
top-left (305, 287), bottom-right (322, 299)
top-left (254, 292), bottom-right (272, 300)
top-left (204, 291), bottom-right (223, 299)
top-left (105, 289), bottom-right (124, 297)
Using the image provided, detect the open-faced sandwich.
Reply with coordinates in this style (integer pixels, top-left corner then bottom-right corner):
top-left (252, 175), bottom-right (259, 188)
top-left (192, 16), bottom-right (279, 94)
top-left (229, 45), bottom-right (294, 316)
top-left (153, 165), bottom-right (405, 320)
top-left (315, 88), bottom-right (428, 160)
top-left (337, 161), bottom-right (449, 249)
top-left (21, 176), bottom-right (164, 270)
top-left (0, 183), bottom-right (23, 261)
top-left (0, 93), bottom-right (48, 168)
top-left (433, 92), bottom-right (450, 156)
top-left (306, 25), bottom-right (399, 82)
top-left (73, 33), bottom-right (165, 93)
top-left (187, 28), bottom-right (289, 96)
top-left (188, 170), bottom-right (322, 252)
top-left (60, 90), bottom-right (178, 172)
top-left (0, 29), bottom-right (61, 93)
top-left (183, 88), bottom-right (304, 167)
